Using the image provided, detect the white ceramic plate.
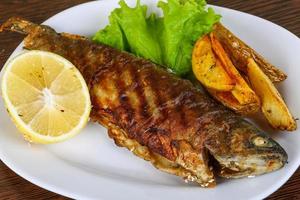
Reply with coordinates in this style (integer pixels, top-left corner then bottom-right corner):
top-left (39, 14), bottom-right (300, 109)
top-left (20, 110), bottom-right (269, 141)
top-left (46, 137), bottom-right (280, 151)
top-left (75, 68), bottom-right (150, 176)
top-left (1, 1), bottom-right (300, 199)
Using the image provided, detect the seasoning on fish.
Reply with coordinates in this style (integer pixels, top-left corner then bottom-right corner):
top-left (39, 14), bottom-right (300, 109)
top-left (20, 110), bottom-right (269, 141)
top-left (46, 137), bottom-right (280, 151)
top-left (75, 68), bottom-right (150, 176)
top-left (0, 17), bottom-right (288, 187)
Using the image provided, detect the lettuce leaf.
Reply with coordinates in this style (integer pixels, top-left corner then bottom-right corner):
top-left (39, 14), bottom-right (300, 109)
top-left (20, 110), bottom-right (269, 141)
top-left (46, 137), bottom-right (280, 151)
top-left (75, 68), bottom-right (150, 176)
top-left (93, 0), bottom-right (220, 76)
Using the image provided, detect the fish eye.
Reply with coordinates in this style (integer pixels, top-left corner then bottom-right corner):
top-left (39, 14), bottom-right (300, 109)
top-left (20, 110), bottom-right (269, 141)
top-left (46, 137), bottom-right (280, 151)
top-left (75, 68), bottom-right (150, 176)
top-left (252, 136), bottom-right (273, 147)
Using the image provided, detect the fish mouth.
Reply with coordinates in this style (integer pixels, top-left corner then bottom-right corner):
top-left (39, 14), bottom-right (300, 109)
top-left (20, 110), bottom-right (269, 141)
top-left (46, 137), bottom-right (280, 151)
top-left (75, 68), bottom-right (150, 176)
top-left (210, 152), bottom-right (288, 178)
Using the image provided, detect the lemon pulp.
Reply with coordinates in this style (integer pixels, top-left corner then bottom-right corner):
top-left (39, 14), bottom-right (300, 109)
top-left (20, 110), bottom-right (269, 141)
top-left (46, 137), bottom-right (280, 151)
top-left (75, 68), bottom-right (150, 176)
top-left (1, 50), bottom-right (91, 143)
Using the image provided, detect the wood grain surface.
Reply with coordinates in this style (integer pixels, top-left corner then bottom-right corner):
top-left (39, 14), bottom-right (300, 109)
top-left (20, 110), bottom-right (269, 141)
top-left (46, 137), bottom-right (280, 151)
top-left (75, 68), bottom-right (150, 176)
top-left (0, 0), bottom-right (299, 199)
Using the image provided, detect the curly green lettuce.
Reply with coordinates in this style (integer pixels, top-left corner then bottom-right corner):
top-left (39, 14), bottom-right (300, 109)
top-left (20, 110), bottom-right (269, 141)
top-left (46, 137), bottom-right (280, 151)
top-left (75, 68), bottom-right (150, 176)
top-left (93, 0), bottom-right (221, 76)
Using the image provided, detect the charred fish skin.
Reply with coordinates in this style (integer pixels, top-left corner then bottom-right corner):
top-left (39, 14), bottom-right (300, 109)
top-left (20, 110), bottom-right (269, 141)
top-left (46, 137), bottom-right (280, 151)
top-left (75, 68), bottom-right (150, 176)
top-left (0, 17), bottom-right (288, 187)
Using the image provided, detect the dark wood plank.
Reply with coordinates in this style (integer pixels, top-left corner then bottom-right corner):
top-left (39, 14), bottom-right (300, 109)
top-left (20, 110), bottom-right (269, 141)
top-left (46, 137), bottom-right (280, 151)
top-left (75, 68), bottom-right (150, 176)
top-left (0, 0), bottom-right (299, 199)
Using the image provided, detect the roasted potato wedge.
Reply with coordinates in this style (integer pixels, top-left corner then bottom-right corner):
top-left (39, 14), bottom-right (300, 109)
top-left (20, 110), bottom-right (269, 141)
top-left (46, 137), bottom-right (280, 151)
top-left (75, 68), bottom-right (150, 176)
top-left (247, 58), bottom-right (296, 131)
top-left (192, 35), bottom-right (235, 91)
top-left (192, 33), bottom-right (260, 115)
top-left (210, 33), bottom-right (260, 107)
top-left (207, 89), bottom-right (260, 115)
top-left (213, 23), bottom-right (287, 83)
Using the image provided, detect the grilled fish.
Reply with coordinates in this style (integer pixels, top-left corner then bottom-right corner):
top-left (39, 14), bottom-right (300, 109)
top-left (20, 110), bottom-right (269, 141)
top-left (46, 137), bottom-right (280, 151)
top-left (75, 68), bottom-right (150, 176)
top-left (0, 17), bottom-right (288, 187)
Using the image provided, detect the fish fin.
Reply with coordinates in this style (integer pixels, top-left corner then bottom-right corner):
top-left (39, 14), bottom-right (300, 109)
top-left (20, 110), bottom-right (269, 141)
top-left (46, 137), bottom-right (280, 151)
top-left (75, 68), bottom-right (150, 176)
top-left (60, 32), bottom-right (88, 41)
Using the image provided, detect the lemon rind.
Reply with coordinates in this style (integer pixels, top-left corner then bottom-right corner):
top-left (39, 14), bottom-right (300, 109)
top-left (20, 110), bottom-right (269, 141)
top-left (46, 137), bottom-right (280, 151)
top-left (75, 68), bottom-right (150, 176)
top-left (1, 50), bottom-right (91, 144)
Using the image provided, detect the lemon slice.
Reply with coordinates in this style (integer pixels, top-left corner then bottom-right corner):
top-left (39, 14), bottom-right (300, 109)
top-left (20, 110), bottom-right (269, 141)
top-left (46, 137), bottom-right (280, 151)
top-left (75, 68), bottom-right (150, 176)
top-left (1, 50), bottom-right (91, 144)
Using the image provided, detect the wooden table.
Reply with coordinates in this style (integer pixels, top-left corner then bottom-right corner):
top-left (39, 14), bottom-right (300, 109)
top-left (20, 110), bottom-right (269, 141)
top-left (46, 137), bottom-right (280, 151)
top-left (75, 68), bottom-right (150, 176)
top-left (0, 0), bottom-right (299, 199)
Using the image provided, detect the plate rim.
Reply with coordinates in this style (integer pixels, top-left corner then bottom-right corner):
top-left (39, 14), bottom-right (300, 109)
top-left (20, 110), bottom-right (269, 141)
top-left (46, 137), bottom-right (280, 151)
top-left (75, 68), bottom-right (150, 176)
top-left (0, 1), bottom-right (299, 200)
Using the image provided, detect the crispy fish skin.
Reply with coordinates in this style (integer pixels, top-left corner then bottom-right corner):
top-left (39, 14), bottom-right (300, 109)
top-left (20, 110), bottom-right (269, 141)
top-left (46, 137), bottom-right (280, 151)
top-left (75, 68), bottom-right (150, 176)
top-left (0, 17), bottom-right (288, 187)
top-left (213, 23), bottom-right (287, 83)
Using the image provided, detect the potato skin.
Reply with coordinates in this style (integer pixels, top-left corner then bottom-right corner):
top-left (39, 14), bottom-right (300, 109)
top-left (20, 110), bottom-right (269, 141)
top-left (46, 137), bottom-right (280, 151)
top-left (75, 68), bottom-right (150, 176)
top-left (213, 23), bottom-right (287, 83)
top-left (247, 58), bottom-right (296, 131)
top-left (192, 33), bottom-right (260, 115)
top-left (192, 35), bottom-right (235, 91)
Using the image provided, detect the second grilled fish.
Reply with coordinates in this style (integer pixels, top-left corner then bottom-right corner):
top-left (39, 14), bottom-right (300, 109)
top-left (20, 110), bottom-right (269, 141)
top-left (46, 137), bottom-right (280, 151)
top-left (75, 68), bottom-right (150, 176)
top-left (0, 17), bottom-right (288, 187)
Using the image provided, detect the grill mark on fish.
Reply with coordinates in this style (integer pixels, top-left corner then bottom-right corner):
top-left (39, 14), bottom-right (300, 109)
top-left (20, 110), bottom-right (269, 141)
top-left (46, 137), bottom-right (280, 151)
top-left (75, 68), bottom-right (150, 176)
top-left (130, 61), bottom-right (150, 119)
top-left (112, 56), bottom-right (153, 137)
top-left (90, 60), bottom-right (121, 125)
top-left (124, 64), bottom-right (143, 117)
top-left (140, 81), bottom-right (154, 113)
top-left (85, 46), bottom-right (115, 83)
top-left (179, 90), bottom-right (200, 129)
top-left (132, 66), bottom-right (167, 146)
top-left (139, 67), bottom-right (161, 125)
top-left (172, 89), bottom-right (190, 131)
top-left (114, 56), bottom-right (135, 131)
top-left (130, 64), bottom-right (166, 133)
top-left (147, 68), bottom-right (169, 123)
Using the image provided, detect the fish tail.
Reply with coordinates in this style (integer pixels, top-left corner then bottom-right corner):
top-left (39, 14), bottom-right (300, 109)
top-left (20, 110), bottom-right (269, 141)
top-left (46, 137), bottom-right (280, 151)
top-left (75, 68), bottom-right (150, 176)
top-left (1, 17), bottom-right (108, 85)
top-left (0, 17), bottom-right (39, 34)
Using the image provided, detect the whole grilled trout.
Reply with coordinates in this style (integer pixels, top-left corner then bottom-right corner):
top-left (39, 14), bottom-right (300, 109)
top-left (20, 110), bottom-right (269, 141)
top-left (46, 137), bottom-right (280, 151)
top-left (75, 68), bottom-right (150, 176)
top-left (0, 17), bottom-right (287, 187)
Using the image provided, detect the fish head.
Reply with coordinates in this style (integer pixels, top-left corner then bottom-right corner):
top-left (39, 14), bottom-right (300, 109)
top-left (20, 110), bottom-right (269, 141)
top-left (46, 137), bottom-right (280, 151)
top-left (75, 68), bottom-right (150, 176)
top-left (205, 119), bottom-right (287, 178)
